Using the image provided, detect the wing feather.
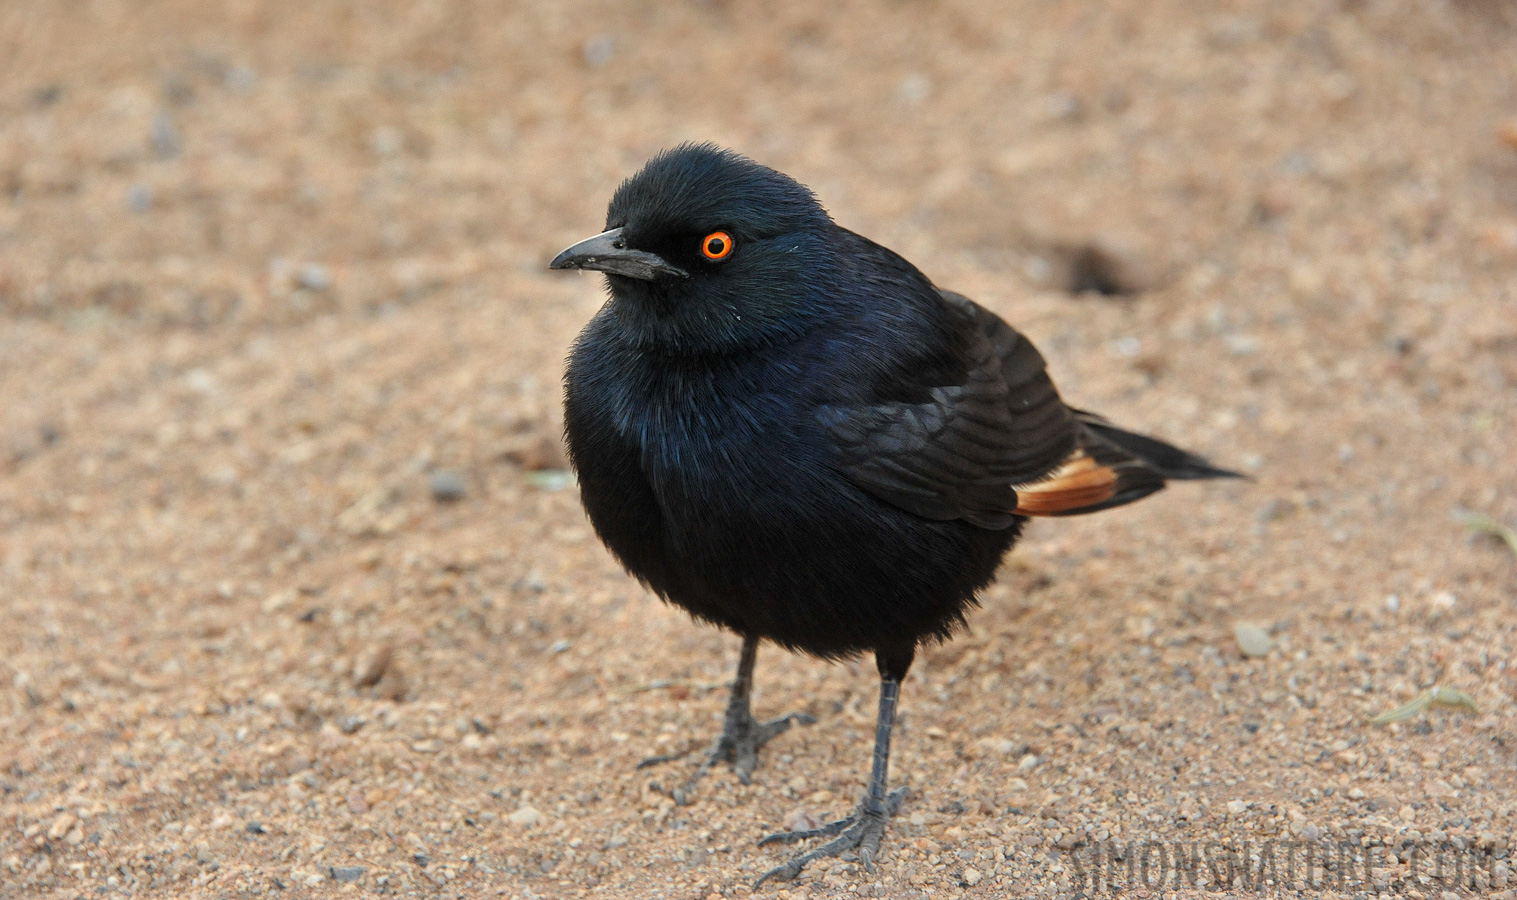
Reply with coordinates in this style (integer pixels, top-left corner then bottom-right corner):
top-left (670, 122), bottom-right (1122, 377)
top-left (821, 291), bottom-right (1077, 529)
top-left (822, 289), bottom-right (1232, 525)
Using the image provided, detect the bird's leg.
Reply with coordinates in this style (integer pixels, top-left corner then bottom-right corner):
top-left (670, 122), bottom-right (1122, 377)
top-left (638, 634), bottom-right (814, 805)
top-left (755, 648), bottom-right (913, 886)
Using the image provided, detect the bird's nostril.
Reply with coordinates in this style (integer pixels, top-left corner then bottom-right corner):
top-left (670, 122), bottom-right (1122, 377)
top-left (612, 239), bottom-right (625, 249)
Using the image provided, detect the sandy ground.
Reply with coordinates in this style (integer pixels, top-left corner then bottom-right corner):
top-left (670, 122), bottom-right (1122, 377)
top-left (3, 1), bottom-right (1517, 897)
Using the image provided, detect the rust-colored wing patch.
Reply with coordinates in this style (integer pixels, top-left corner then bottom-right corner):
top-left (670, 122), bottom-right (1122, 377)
top-left (1010, 449), bottom-right (1120, 516)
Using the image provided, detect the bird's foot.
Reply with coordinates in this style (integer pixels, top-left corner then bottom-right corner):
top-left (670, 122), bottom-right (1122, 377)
top-left (755, 787), bottom-right (909, 885)
top-left (638, 708), bottom-right (814, 805)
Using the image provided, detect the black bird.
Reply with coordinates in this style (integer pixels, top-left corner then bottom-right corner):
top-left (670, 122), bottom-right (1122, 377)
top-left (551, 144), bottom-right (1238, 883)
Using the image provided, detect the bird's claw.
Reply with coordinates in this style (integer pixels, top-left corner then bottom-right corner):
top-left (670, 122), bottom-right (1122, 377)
top-left (634, 750), bottom-right (690, 770)
top-left (639, 710), bottom-right (814, 805)
top-left (755, 787), bottom-right (909, 886)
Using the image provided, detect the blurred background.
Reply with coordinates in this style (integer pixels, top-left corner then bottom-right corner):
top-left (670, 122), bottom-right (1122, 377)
top-left (2, 1), bottom-right (1516, 896)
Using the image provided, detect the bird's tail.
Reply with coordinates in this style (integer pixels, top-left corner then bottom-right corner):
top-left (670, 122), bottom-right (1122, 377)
top-left (1009, 411), bottom-right (1241, 518)
top-left (1074, 412), bottom-right (1242, 481)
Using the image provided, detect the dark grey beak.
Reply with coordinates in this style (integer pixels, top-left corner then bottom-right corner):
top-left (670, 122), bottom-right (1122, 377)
top-left (549, 227), bottom-right (688, 281)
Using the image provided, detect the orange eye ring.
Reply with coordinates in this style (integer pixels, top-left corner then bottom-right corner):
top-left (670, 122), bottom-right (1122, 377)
top-left (701, 231), bottom-right (734, 261)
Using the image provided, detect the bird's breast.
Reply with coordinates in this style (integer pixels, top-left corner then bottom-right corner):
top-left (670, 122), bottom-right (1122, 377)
top-left (630, 374), bottom-right (800, 490)
top-left (599, 357), bottom-right (831, 517)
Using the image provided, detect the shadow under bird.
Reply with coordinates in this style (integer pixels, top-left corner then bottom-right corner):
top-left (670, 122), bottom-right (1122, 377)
top-left (551, 144), bottom-right (1238, 884)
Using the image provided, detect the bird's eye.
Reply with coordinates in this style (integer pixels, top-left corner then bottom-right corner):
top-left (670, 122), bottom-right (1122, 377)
top-left (701, 231), bottom-right (734, 261)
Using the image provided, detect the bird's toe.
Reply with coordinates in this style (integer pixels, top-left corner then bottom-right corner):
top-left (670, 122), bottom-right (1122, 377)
top-left (754, 791), bottom-right (905, 883)
top-left (663, 709), bottom-right (814, 805)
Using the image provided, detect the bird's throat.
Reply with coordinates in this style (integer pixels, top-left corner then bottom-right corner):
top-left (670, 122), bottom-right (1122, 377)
top-left (606, 281), bottom-right (812, 357)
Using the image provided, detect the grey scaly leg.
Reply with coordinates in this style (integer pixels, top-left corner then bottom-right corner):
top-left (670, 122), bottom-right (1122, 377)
top-left (755, 648), bottom-right (912, 885)
top-left (638, 634), bottom-right (814, 805)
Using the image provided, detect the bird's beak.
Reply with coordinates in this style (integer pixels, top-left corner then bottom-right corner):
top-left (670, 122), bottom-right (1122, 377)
top-left (549, 227), bottom-right (688, 281)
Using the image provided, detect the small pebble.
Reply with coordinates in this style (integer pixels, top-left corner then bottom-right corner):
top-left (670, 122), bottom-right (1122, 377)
top-left (47, 813), bottom-right (77, 841)
top-left (126, 183), bottom-right (153, 212)
top-left (507, 805), bottom-right (543, 828)
top-left (430, 470), bottom-right (467, 502)
top-left (1109, 336), bottom-right (1142, 358)
top-left (1498, 119), bottom-right (1517, 152)
top-left (1039, 92), bottom-right (1082, 122)
top-left (1278, 150), bottom-right (1315, 174)
top-left (371, 126), bottom-right (403, 157)
top-left (526, 469), bottom-right (575, 491)
top-left (297, 263), bottom-right (331, 291)
top-left (1226, 334), bottom-right (1262, 355)
top-left (898, 73), bottom-right (931, 105)
top-left (1226, 799), bottom-right (1249, 815)
top-left (353, 646), bottom-right (392, 688)
top-left (151, 111), bottom-right (180, 158)
top-left (330, 866), bottom-right (365, 883)
top-left (1481, 222), bottom-right (1517, 253)
top-left (1233, 622), bottom-right (1272, 658)
top-left (1254, 498), bottom-right (1295, 524)
top-left (583, 35), bottom-right (614, 67)
top-left (782, 807), bottom-right (822, 832)
top-left (1254, 184), bottom-right (1294, 220)
top-left (962, 866), bottom-right (982, 886)
top-left (224, 66), bottom-right (257, 92)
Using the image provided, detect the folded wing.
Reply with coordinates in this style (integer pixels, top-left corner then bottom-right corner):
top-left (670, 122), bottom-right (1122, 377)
top-left (821, 290), bottom-right (1237, 527)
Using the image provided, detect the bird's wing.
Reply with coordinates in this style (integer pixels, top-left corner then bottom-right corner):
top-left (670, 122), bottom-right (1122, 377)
top-left (821, 290), bottom-right (1168, 528)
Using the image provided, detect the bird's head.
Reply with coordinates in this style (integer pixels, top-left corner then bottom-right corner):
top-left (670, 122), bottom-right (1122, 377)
top-left (550, 143), bottom-right (836, 354)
